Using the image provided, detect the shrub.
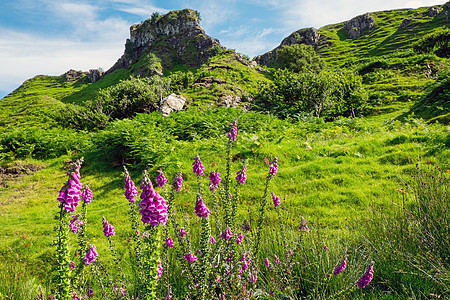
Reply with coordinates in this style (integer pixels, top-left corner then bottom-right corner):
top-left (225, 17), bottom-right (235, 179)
top-left (413, 29), bottom-right (450, 58)
top-left (256, 68), bottom-right (367, 119)
top-left (276, 44), bottom-right (326, 73)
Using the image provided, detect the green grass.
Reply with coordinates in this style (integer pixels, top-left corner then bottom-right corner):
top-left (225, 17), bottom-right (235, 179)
top-left (317, 6), bottom-right (449, 65)
top-left (0, 107), bottom-right (448, 294)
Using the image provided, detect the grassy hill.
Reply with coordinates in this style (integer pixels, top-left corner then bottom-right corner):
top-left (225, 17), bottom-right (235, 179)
top-left (0, 5), bottom-right (449, 299)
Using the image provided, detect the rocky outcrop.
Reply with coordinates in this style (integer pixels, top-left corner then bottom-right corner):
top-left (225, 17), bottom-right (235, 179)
top-left (159, 93), bottom-right (186, 116)
top-left (64, 70), bottom-right (86, 82)
top-left (444, 1), bottom-right (450, 10)
top-left (427, 7), bottom-right (441, 17)
top-left (255, 27), bottom-right (320, 66)
top-left (107, 9), bottom-right (224, 74)
top-left (88, 69), bottom-right (103, 83)
top-left (399, 18), bottom-right (411, 29)
top-left (343, 13), bottom-right (375, 39)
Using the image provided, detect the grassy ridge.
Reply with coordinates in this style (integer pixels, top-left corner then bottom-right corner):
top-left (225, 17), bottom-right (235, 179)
top-left (317, 6), bottom-right (450, 64)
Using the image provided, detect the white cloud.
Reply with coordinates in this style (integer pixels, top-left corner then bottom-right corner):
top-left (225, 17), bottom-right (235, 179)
top-left (281, 0), bottom-right (443, 30)
top-left (114, 3), bottom-right (169, 17)
top-left (0, 28), bottom-right (127, 96)
top-left (257, 27), bottom-right (277, 38)
top-left (194, 0), bottom-right (237, 32)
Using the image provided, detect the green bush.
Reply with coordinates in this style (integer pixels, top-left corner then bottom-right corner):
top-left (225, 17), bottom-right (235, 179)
top-left (256, 69), bottom-right (367, 119)
top-left (276, 44), bottom-right (326, 73)
top-left (413, 29), bottom-right (450, 58)
top-left (0, 128), bottom-right (92, 160)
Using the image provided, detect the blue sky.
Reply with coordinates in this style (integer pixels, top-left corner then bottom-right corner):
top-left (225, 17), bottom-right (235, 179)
top-left (0, 0), bottom-right (444, 98)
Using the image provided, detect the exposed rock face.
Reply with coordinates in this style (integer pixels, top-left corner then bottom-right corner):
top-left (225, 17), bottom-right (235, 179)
top-left (255, 27), bottom-right (320, 66)
top-left (159, 93), bottom-right (186, 116)
top-left (64, 70), bottom-right (86, 82)
top-left (444, 2), bottom-right (450, 10)
top-left (108, 9), bottom-right (224, 74)
top-left (88, 69), bottom-right (103, 83)
top-left (427, 7), bottom-right (441, 17)
top-left (219, 94), bottom-right (241, 107)
top-left (343, 13), bottom-right (375, 39)
top-left (399, 18), bottom-right (411, 29)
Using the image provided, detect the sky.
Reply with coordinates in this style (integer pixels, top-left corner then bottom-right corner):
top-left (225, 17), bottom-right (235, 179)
top-left (0, 0), bottom-right (444, 98)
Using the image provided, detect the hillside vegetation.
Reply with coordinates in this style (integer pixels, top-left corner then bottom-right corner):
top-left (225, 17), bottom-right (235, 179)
top-left (0, 4), bottom-right (449, 299)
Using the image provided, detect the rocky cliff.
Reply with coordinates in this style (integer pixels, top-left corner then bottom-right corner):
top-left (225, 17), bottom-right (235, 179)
top-left (255, 27), bottom-right (320, 66)
top-left (107, 9), bottom-right (224, 73)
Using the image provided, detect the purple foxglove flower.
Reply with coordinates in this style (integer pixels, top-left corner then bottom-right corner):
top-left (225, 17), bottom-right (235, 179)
top-left (323, 245), bottom-right (329, 251)
top-left (84, 245), bottom-right (98, 265)
top-left (264, 258), bottom-right (270, 267)
top-left (70, 261), bottom-right (75, 269)
top-left (87, 288), bottom-right (93, 298)
top-left (209, 171), bottom-right (222, 191)
top-left (155, 169), bottom-right (167, 187)
top-left (269, 157), bottom-right (278, 177)
top-left (178, 228), bottom-right (187, 237)
top-left (72, 292), bottom-right (81, 300)
top-left (274, 255), bottom-right (280, 264)
top-left (210, 236), bottom-right (216, 244)
top-left (250, 273), bottom-right (258, 283)
top-left (228, 120), bottom-right (238, 142)
top-left (240, 253), bottom-right (246, 262)
top-left (334, 258), bottom-right (347, 275)
top-left (102, 216), bottom-right (115, 237)
top-left (139, 173), bottom-right (168, 226)
top-left (242, 261), bottom-right (249, 271)
top-left (286, 249), bottom-right (293, 257)
top-left (357, 263), bottom-right (374, 288)
top-left (221, 227), bottom-right (233, 240)
top-left (192, 155), bottom-right (205, 176)
top-left (58, 162), bottom-right (83, 213)
top-left (175, 172), bottom-right (183, 192)
top-left (120, 288), bottom-right (125, 297)
top-left (165, 237), bottom-right (175, 247)
top-left (299, 220), bottom-right (309, 233)
top-left (241, 219), bottom-right (251, 232)
top-left (123, 167), bottom-right (138, 203)
top-left (195, 195), bottom-right (211, 218)
top-left (69, 215), bottom-right (78, 233)
top-left (272, 192), bottom-right (281, 208)
top-left (236, 232), bottom-right (244, 245)
top-left (69, 222), bottom-right (78, 233)
top-left (157, 261), bottom-right (163, 280)
top-left (184, 253), bottom-right (198, 263)
top-left (236, 166), bottom-right (247, 185)
top-left (82, 186), bottom-right (93, 204)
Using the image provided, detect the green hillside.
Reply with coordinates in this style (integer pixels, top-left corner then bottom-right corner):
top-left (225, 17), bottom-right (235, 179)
top-left (0, 5), bottom-right (449, 299)
top-left (317, 6), bottom-right (449, 63)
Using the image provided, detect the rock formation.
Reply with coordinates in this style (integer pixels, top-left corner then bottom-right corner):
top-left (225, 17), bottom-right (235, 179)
top-left (159, 94), bottom-right (186, 116)
top-left (427, 7), bottom-right (441, 17)
top-left (87, 69), bottom-right (103, 83)
top-left (255, 27), bottom-right (320, 66)
top-left (107, 9), bottom-right (224, 74)
top-left (343, 13), bottom-right (375, 39)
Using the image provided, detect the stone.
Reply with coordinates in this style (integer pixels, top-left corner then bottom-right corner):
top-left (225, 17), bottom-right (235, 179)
top-left (255, 27), bottom-right (320, 66)
top-left (159, 93), bottom-right (186, 116)
top-left (219, 94), bottom-right (241, 107)
top-left (343, 13), bottom-right (375, 39)
top-left (427, 7), bottom-right (441, 17)
top-left (107, 9), bottom-right (224, 74)
top-left (88, 69), bottom-right (103, 83)
top-left (64, 70), bottom-right (86, 82)
top-left (399, 18), bottom-right (411, 29)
